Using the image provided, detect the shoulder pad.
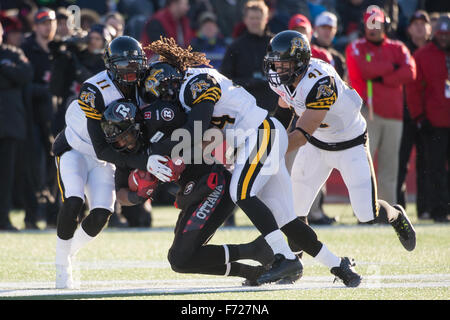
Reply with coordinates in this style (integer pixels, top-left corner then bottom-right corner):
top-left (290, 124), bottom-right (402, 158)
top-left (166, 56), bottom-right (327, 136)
top-left (305, 76), bottom-right (338, 110)
top-left (183, 73), bottom-right (221, 107)
top-left (78, 83), bottom-right (105, 120)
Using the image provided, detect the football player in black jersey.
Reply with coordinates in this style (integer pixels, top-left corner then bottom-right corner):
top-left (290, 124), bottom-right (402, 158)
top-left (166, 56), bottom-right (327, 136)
top-left (101, 99), bottom-right (275, 285)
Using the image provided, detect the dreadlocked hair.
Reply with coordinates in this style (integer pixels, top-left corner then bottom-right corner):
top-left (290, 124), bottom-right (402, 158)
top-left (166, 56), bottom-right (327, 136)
top-left (145, 36), bottom-right (212, 71)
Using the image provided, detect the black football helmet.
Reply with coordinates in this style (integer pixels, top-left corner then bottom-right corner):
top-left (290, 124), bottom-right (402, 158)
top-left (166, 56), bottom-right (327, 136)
top-left (104, 36), bottom-right (147, 86)
top-left (139, 61), bottom-right (184, 103)
top-left (263, 30), bottom-right (311, 86)
top-left (100, 100), bottom-right (142, 153)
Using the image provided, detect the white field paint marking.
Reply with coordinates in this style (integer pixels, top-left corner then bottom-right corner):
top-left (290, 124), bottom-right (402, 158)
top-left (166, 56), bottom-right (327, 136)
top-left (1, 274), bottom-right (449, 298)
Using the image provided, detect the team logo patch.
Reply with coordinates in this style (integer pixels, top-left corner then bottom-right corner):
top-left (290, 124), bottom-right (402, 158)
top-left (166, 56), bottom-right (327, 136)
top-left (79, 90), bottom-right (96, 108)
top-left (184, 181), bottom-right (195, 195)
top-left (290, 37), bottom-right (306, 56)
top-left (161, 107), bottom-right (174, 121)
top-left (145, 68), bottom-right (163, 97)
top-left (144, 111), bottom-right (151, 119)
top-left (315, 84), bottom-right (334, 99)
top-left (190, 80), bottom-right (210, 99)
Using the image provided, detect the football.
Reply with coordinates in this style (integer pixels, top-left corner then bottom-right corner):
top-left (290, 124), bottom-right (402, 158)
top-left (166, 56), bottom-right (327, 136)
top-left (128, 169), bottom-right (157, 192)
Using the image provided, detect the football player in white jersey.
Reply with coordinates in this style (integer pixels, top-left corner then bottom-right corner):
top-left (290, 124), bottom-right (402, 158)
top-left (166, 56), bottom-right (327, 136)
top-left (52, 98), bottom-right (118, 289)
top-left (139, 37), bottom-right (362, 287)
top-left (263, 30), bottom-right (416, 252)
top-left (52, 36), bottom-right (159, 289)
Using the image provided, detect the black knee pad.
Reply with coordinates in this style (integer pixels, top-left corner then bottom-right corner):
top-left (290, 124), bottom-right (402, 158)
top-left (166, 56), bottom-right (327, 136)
top-left (57, 196), bottom-right (84, 240)
top-left (167, 248), bottom-right (191, 273)
top-left (81, 208), bottom-right (112, 237)
top-left (281, 217), bottom-right (322, 257)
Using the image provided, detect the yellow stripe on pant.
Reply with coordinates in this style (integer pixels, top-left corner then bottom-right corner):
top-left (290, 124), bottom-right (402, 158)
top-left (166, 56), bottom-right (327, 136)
top-left (240, 119), bottom-right (271, 200)
top-left (56, 156), bottom-right (65, 203)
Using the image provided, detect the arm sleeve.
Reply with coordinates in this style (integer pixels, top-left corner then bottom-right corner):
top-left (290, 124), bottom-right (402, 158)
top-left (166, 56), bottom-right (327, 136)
top-left (114, 166), bottom-right (130, 192)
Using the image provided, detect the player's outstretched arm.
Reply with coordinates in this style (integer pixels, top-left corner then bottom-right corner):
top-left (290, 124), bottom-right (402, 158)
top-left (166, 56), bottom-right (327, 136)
top-left (287, 109), bottom-right (327, 153)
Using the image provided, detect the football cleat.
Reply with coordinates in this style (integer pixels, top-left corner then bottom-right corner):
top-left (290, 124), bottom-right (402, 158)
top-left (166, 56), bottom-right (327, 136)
top-left (391, 205), bottom-right (416, 251)
top-left (275, 272), bottom-right (302, 285)
top-left (256, 254), bottom-right (303, 285)
top-left (55, 263), bottom-right (74, 289)
top-left (242, 278), bottom-right (260, 287)
top-left (330, 257), bottom-right (362, 288)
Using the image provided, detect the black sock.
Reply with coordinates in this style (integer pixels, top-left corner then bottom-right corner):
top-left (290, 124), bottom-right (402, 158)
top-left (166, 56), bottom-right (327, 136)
top-left (229, 262), bottom-right (265, 281)
top-left (236, 196), bottom-right (278, 236)
top-left (228, 236), bottom-right (274, 266)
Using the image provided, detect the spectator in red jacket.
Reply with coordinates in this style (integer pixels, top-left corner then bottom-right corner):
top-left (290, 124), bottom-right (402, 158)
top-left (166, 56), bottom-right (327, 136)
top-left (346, 6), bottom-right (416, 208)
top-left (140, 0), bottom-right (194, 55)
top-left (406, 15), bottom-right (450, 223)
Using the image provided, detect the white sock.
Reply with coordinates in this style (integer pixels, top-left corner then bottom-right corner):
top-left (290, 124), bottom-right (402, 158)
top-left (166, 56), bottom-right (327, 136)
top-left (314, 244), bottom-right (341, 269)
top-left (69, 226), bottom-right (95, 257)
top-left (264, 230), bottom-right (296, 260)
top-left (55, 236), bottom-right (72, 266)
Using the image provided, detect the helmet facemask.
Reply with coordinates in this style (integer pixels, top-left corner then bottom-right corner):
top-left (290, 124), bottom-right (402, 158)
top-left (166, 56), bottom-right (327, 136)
top-left (264, 53), bottom-right (308, 86)
top-left (100, 100), bottom-right (143, 154)
top-left (103, 36), bottom-right (148, 87)
top-left (102, 121), bottom-right (142, 153)
top-left (107, 56), bottom-right (147, 86)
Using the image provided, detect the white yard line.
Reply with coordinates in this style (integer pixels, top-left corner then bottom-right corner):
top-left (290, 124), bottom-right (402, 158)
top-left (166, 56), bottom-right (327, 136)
top-left (1, 274), bottom-right (449, 298)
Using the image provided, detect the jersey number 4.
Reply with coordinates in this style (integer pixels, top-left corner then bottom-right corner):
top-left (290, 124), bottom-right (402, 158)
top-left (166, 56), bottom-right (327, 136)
top-left (308, 68), bottom-right (323, 79)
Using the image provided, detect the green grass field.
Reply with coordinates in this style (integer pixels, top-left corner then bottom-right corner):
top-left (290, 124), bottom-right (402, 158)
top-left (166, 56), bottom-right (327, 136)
top-left (0, 203), bottom-right (449, 301)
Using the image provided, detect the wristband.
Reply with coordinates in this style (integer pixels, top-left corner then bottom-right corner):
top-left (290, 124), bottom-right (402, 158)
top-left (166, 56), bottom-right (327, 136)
top-left (294, 127), bottom-right (311, 141)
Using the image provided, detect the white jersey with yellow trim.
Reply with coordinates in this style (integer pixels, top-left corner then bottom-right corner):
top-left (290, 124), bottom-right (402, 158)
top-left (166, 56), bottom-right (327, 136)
top-left (269, 58), bottom-right (366, 143)
top-left (65, 99), bottom-right (97, 157)
top-left (78, 71), bottom-right (123, 120)
top-left (179, 67), bottom-right (268, 145)
top-left (78, 70), bottom-right (146, 120)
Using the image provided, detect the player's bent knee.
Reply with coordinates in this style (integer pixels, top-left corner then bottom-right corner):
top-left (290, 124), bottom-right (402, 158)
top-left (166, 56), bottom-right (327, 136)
top-left (57, 196), bottom-right (84, 240)
top-left (81, 208), bottom-right (112, 237)
top-left (167, 249), bottom-right (192, 273)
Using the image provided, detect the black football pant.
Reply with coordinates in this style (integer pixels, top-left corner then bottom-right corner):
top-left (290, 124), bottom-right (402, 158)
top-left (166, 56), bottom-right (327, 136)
top-left (168, 169), bottom-right (236, 275)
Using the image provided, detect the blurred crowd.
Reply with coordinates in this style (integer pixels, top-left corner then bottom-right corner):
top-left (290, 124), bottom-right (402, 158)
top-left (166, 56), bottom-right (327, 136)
top-left (0, 0), bottom-right (448, 231)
